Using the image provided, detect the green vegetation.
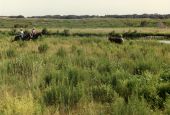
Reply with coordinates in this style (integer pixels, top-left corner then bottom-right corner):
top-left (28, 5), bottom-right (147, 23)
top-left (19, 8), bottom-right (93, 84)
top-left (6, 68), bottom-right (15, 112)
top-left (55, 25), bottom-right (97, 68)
top-left (1, 18), bottom-right (170, 28)
top-left (0, 18), bottom-right (169, 114)
top-left (0, 34), bottom-right (169, 114)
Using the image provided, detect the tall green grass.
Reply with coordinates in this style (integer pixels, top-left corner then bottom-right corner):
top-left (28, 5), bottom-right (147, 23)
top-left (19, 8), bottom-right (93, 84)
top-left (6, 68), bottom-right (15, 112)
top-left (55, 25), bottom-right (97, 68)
top-left (0, 35), bottom-right (169, 114)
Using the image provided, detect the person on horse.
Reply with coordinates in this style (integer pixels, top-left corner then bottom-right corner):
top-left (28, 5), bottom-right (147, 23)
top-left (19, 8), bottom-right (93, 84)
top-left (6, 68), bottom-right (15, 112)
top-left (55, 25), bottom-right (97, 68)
top-left (20, 28), bottom-right (24, 39)
top-left (31, 28), bottom-right (36, 38)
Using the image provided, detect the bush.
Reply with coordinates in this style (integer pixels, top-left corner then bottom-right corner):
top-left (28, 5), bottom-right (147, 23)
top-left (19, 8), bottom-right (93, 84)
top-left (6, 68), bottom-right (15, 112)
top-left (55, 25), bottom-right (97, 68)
top-left (0, 93), bottom-right (41, 115)
top-left (165, 98), bottom-right (170, 115)
top-left (43, 87), bottom-right (58, 106)
top-left (14, 24), bottom-right (23, 28)
top-left (133, 62), bottom-right (152, 75)
top-left (56, 59), bottom-right (69, 70)
top-left (43, 85), bottom-right (82, 107)
top-left (9, 28), bottom-right (17, 35)
top-left (111, 96), bottom-right (153, 115)
top-left (97, 59), bottom-right (113, 75)
top-left (18, 41), bottom-right (27, 48)
top-left (38, 44), bottom-right (49, 53)
top-left (63, 29), bottom-right (70, 36)
top-left (6, 48), bottom-right (16, 58)
top-left (44, 73), bottom-right (53, 86)
top-left (158, 83), bottom-right (170, 101)
top-left (160, 70), bottom-right (170, 82)
top-left (7, 57), bottom-right (33, 77)
top-left (140, 21), bottom-right (148, 27)
top-left (56, 47), bottom-right (67, 57)
top-left (68, 68), bottom-right (79, 86)
top-left (108, 31), bottom-right (122, 37)
top-left (141, 86), bottom-right (164, 109)
top-left (92, 85), bottom-right (115, 103)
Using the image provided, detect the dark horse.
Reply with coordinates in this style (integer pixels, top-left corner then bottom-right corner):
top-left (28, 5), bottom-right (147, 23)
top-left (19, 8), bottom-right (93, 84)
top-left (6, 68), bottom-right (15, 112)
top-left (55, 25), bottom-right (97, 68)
top-left (12, 32), bottom-right (42, 42)
top-left (31, 32), bottom-right (42, 40)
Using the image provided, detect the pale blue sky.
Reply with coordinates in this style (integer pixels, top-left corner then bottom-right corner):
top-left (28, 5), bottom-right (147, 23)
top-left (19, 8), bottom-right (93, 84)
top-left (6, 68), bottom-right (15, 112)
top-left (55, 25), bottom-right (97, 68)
top-left (0, 0), bottom-right (169, 16)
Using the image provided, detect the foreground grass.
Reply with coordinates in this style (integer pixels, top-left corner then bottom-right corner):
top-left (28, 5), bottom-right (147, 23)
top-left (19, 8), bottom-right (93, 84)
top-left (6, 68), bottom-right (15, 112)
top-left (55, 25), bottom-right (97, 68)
top-left (0, 36), bottom-right (170, 115)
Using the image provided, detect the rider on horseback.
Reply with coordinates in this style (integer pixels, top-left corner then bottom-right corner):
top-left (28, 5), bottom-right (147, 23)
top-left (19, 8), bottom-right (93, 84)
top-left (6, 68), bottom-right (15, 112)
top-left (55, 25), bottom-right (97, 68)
top-left (31, 28), bottom-right (36, 38)
top-left (20, 28), bottom-right (24, 39)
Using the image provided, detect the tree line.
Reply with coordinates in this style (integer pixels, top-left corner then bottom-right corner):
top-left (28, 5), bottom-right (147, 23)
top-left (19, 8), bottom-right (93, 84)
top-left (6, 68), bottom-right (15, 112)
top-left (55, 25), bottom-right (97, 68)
top-left (1, 14), bottom-right (170, 19)
top-left (28, 14), bottom-right (170, 19)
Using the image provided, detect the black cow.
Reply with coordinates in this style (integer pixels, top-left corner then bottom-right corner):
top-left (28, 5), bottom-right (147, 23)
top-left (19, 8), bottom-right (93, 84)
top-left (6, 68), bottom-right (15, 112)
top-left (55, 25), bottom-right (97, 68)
top-left (108, 36), bottom-right (124, 44)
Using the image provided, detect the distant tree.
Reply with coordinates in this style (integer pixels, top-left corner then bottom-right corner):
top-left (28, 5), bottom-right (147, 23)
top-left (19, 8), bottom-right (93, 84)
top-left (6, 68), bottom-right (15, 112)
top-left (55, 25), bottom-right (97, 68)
top-left (14, 24), bottom-right (23, 28)
top-left (140, 21), bottom-right (148, 27)
top-left (157, 22), bottom-right (166, 28)
top-left (9, 15), bottom-right (25, 18)
top-left (63, 29), bottom-right (70, 36)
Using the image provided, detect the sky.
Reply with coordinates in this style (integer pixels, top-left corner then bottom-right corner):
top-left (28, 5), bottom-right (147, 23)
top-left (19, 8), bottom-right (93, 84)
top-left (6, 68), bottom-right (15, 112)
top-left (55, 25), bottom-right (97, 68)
top-left (0, 0), bottom-right (169, 16)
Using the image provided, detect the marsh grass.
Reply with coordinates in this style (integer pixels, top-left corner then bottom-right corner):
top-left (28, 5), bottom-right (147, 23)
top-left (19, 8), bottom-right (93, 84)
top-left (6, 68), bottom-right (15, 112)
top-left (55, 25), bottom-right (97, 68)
top-left (0, 35), bottom-right (169, 114)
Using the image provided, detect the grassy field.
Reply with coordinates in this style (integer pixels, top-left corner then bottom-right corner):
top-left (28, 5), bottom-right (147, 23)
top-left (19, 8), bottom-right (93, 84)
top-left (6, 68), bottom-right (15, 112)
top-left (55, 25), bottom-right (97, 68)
top-left (2, 27), bottom-right (170, 35)
top-left (1, 18), bottom-right (170, 28)
top-left (0, 18), bottom-right (170, 114)
top-left (1, 18), bottom-right (170, 39)
top-left (0, 35), bottom-right (169, 114)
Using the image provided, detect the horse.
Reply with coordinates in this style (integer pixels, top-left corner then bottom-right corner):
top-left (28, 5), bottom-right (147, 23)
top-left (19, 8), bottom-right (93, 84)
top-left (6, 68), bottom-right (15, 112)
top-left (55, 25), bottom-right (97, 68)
top-left (12, 32), bottom-right (42, 42)
top-left (31, 32), bottom-right (42, 40)
top-left (12, 33), bottom-right (31, 42)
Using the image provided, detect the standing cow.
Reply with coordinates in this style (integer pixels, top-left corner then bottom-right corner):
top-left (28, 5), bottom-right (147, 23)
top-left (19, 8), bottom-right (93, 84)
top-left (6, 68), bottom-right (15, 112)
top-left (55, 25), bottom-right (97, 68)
top-left (108, 32), bottom-right (124, 44)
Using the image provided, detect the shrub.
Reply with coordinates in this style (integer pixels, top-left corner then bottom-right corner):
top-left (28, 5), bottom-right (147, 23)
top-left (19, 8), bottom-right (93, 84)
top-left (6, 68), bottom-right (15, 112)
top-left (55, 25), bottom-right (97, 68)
top-left (160, 71), bottom-right (170, 82)
top-left (9, 28), bottom-right (17, 35)
top-left (18, 41), bottom-right (27, 48)
top-left (140, 86), bottom-right (164, 109)
top-left (111, 96), bottom-right (153, 115)
top-left (56, 59), bottom-right (69, 70)
top-left (108, 30), bottom-right (116, 37)
top-left (63, 29), bottom-right (70, 36)
top-left (38, 44), bottom-right (49, 53)
top-left (43, 85), bottom-right (82, 107)
top-left (115, 80), bottom-right (136, 103)
top-left (0, 93), bottom-right (41, 115)
top-left (56, 47), bottom-right (67, 57)
top-left (92, 85), bottom-right (115, 103)
top-left (68, 68), bottom-right (79, 86)
top-left (165, 98), bottom-right (170, 115)
top-left (6, 48), bottom-right (16, 58)
top-left (43, 87), bottom-right (58, 106)
top-left (14, 24), bottom-right (23, 28)
top-left (44, 73), bottom-right (53, 86)
top-left (157, 22), bottom-right (166, 28)
top-left (158, 83), bottom-right (170, 101)
top-left (97, 59), bottom-right (113, 75)
top-left (140, 21), bottom-right (148, 27)
top-left (7, 58), bottom-right (33, 77)
top-left (108, 31), bottom-right (122, 37)
top-left (84, 57), bottom-right (96, 69)
top-left (133, 62), bottom-right (151, 75)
